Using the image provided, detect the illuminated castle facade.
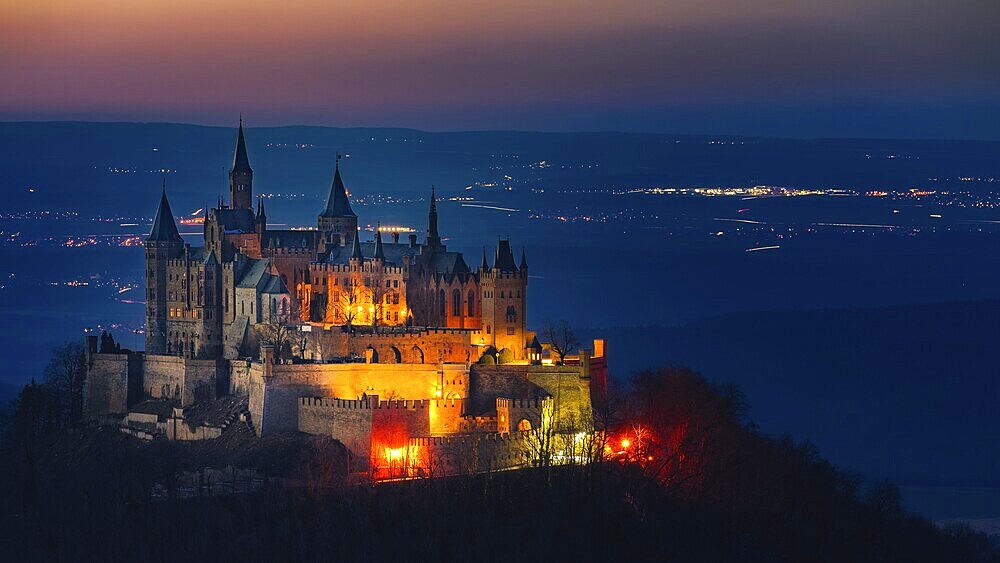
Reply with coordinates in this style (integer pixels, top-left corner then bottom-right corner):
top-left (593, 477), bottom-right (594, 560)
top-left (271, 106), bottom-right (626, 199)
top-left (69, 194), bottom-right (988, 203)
top-left (87, 121), bottom-right (605, 479)
top-left (145, 120), bottom-right (530, 362)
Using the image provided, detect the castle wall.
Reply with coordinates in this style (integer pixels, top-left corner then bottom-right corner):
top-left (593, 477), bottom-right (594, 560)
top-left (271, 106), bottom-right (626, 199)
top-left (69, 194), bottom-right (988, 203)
top-left (470, 365), bottom-right (592, 431)
top-left (142, 355), bottom-right (222, 407)
top-left (409, 432), bottom-right (530, 477)
top-left (229, 360), bottom-right (252, 396)
top-left (84, 352), bottom-right (140, 417)
top-left (305, 327), bottom-right (481, 364)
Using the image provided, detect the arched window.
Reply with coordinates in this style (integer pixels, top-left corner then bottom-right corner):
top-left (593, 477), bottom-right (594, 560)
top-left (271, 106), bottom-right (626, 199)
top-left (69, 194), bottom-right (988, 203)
top-left (438, 289), bottom-right (446, 316)
top-left (452, 289), bottom-right (461, 316)
top-left (467, 290), bottom-right (475, 316)
top-left (506, 305), bottom-right (517, 323)
top-left (486, 324), bottom-right (491, 334)
top-left (517, 419), bottom-right (532, 432)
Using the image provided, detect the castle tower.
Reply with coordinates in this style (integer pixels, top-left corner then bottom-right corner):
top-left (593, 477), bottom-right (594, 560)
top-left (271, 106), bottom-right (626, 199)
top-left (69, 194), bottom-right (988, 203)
top-left (197, 250), bottom-right (224, 358)
top-left (426, 185), bottom-right (442, 249)
top-left (229, 117), bottom-right (253, 210)
top-left (317, 155), bottom-right (357, 247)
top-left (145, 185), bottom-right (184, 354)
top-left (480, 239), bottom-right (528, 359)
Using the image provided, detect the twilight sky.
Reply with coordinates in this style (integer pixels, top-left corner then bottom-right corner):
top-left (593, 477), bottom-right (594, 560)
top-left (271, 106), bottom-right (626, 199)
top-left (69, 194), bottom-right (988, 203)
top-left (1, 0), bottom-right (998, 138)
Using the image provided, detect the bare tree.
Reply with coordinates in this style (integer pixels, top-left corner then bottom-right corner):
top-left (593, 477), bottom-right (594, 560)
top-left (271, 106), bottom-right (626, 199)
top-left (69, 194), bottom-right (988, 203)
top-left (255, 298), bottom-right (301, 361)
top-left (43, 341), bottom-right (87, 427)
top-left (542, 319), bottom-right (579, 365)
top-left (330, 281), bottom-right (366, 326)
top-left (368, 268), bottom-right (392, 328)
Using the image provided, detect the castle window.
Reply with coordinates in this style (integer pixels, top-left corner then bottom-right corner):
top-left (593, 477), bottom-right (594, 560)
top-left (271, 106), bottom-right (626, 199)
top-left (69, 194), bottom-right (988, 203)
top-left (500, 291), bottom-right (505, 298)
top-left (393, 280), bottom-right (399, 288)
top-left (517, 419), bottom-right (532, 432)
top-left (506, 305), bottom-right (517, 323)
top-left (452, 289), bottom-right (461, 316)
top-left (507, 326), bottom-right (515, 335)
top-left (392, 293), bottom-right (399, 305)
top-left (438, 289), bottom-right (446, 316)
top-left (486, 324), bottom-right (491, 334)
top-left (467, 290), bottom-right (475, 316)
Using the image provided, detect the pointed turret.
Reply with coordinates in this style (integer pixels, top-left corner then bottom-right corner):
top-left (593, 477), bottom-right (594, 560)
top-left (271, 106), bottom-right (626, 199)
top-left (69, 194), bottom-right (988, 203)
top-left (426, 185), bottom-right (442, 248)
top-left (232, 116), bottom-right (252, 174)
top-left (480, 248), bottom-right (489, 271)
top-left (320, 156), bottom-right (356, 218)
top-left (256, 196), bottom-right (267, 233)
top-left (147, 183), bottom-right (182, 243)
top-left (350, 230), bottom-right (364, 260)
top-left (229, 117), bottom-right (254, 209)
top-left (373, 225), bottom-right (385, 260)
top-left (519, 247), bottom-right (528, 270)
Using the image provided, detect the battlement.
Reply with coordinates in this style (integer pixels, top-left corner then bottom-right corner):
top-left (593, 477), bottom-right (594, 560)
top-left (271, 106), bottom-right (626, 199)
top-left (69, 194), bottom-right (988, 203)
top-left (310, 262), bottom-right (404, 275)
top-left (298, 396), bottom-right (434, 410)
top-left (409, 431), bottom-right (525, 447)
top-left (497, 397), bottom-right (551, 410)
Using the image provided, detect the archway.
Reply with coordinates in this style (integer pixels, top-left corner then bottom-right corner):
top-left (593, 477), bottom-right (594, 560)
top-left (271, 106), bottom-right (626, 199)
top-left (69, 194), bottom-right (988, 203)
top-left (390, 346), bottom-right (402, 364)
top-left (366, 346), bottom-right (379, 363)
top-left (412, 345), bottom-right (425, 364)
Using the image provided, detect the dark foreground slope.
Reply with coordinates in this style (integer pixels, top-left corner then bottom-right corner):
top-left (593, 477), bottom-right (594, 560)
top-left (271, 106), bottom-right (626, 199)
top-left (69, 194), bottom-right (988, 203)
top-left (0, 368), bottom-right (996, 562)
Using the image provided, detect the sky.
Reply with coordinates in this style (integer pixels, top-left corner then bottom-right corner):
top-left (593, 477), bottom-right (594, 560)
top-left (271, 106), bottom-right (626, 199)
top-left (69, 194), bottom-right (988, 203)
top-left (1, 0), bottom-right (998, 139)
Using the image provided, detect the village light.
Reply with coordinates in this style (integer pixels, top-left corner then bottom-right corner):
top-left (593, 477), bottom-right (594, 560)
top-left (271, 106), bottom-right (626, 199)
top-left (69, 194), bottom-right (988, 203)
top-left (620, 438), bottom-right (631, 450)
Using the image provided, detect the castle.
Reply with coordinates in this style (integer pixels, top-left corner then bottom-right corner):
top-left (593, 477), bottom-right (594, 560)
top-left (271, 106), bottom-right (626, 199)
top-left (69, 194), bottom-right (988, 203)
top-left (85, 121), bottom-right (606, 478)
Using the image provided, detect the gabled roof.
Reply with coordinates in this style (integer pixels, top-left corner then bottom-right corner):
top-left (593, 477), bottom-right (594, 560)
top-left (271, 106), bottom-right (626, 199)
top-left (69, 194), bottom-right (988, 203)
top-left (231, 118), bottom-right (252, 174)
top-left (147, 187), bottom-right (183, 243)
top-left (262, 230), bottom-right (317, 249)
top-left (325, 241), bottom-right (420, 266)
top-left (319, 160), bottom-right (356, 218)
top-left (203, 249), bottom-right (218, 265)
top-left (214, 207), bottom-right (256, 234)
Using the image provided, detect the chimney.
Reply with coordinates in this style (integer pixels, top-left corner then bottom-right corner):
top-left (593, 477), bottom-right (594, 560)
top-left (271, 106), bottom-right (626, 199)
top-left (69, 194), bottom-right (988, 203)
top-left (392, 232), bottom-right (400, 244)
top-left (408, 234), bottom-right (417, 247)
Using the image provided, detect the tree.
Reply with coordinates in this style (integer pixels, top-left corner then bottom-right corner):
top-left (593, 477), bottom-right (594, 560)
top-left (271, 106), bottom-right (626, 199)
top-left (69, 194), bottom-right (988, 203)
top-left (330, 280), bottom-right (366, 326)
top-left (542, 319), bottom-right (579, 365)
top-left (255, 298), bottom-right (301, 361)
top-left (42, 341), bottom-right (87, 427)
top-left (368, 268), bottom-right (392, 328)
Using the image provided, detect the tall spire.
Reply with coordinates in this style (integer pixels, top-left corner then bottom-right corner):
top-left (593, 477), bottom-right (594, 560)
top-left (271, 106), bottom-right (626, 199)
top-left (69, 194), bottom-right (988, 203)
top-left (520, 247), bottom-right (528, 270)
top-left (373, 224), bottom-right (385, 260)
top-left (480, 247), bottom-right (489, 270)
top-left (147, 181), bottom-right (182, 243)
top-left (426, 185), bottom-right (441, 248)
top-left (320, 154), bottom-right (356, 218)
top-left (350, 229), bottom-right (364, 260)
top-left (231, 117), bottom-right (252, 174)
top-left (229, 117), bottom-right (253, 209)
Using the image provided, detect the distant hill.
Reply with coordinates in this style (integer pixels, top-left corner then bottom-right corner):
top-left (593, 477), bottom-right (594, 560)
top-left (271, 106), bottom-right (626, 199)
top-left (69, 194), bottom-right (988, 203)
top-left (1, 121), bottom-right (998, 217)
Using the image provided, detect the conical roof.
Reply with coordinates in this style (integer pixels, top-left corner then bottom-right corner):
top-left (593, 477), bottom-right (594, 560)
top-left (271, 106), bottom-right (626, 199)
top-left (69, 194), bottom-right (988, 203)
top-left (373, 226), bottom-right (385, 260)
top-left (231, 117), bottom-right (252, 174)
top-left (147, 185), bottom-right (183, 243)
top-left (350, 231), bottom-right (364, 260)
top-left (320, 158), bottom-right (356, 218)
